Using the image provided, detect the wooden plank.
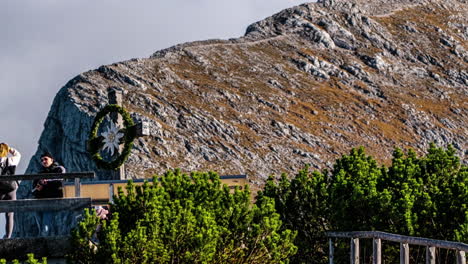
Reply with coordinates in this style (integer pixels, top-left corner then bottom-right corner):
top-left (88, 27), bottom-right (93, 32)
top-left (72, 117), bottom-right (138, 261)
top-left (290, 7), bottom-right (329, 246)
top-left (373, 238), bottom-right (381, 264)
top-left (400, 243), bottom-right (409, 264)
top-left (0, 198), bottom-right (92, 212)
top-left (426, 246), bottom-right (436, 264)
top-left (327, 231), bottom-right (468, 252)
top-left (0, 236), bottom-right (71, 260)
top-left (351, 238), bottom-right (359, 264)
top-left (63, 184), bottom-right (111, 201)
top-left (0, 172), bottom-right (94, 181)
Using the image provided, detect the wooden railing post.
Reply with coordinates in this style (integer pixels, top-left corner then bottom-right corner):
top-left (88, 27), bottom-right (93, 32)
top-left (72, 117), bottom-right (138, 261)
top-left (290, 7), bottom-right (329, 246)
top-left (329, 238), bottom-right (334, 264)
top-left (351, 238), bottom-right (359, 264)
top-left (400, 243), bottom-right (409, 264)
top-left (373, 238), bottom-right (381, 264)
top-left (457, 250), bottom-right (466, 264)
top-left (426, 246), bottom-right (436, 264)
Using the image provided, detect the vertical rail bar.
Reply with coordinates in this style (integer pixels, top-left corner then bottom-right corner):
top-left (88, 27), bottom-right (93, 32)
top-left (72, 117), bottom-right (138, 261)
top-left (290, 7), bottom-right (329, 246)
top-left (426, 246), bottom-right (436, 264)
top-left (351, 238), bottom-right (359, 264)
top-left (400, 243), bottom-right (409, 264)
top-left (74, 178), bottom-right (81, 197)
top-left (373, 238), bottom-right (381, 264)
top-left (109, 183), bottom-right (114, 203)
top-left (329, 238), bottom-right (334, 264)
top-left (457, 250), bottom-right (466, 264)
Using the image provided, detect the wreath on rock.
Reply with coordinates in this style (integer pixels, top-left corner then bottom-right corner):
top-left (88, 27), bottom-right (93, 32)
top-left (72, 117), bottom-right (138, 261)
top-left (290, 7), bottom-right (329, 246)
top-left (88, 104), bottom-right (136, 170)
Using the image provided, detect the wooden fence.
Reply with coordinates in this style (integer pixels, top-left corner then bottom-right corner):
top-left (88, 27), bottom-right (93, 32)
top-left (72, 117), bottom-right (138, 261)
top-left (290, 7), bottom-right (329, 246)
top-left (327, 231), bottom-right (467, 264)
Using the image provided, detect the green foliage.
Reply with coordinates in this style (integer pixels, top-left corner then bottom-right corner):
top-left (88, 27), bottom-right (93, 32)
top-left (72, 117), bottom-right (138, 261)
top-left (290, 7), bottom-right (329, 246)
top-left (69, 169), bottom-right (296, 264)
top-left (0, 254), bottom-right (47, 264)
top-left (384, 144), bottom-right (468, 241)
top-left (330, 147), bottom-right (391, 232)
top-left (69, 208), bottom-right (102, 263)
top-left (257, 167), bottom-right (329, 263)
top-left (260, 144), bottom-right (467, 263)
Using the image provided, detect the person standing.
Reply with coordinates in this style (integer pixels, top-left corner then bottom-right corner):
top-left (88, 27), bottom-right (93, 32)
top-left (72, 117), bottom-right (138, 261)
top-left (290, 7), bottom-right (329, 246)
top-left (32, 152), bottom-right (66, 236)
top-left (32, 152), bottom-right (66, 198)
top-left (0, 143), bottom-right (21, 239)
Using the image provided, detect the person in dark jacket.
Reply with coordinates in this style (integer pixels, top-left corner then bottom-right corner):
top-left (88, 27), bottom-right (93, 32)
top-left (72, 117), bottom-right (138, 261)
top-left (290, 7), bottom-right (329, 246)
top-left (32, 152), bottom-right (66, 236)
top-left (32, 152), bottom-right (66, 199)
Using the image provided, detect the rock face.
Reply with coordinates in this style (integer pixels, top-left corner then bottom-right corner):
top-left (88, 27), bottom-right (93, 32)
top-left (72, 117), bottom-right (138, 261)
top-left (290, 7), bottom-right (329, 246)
top-left (15, 0), bottom-right (467, 236)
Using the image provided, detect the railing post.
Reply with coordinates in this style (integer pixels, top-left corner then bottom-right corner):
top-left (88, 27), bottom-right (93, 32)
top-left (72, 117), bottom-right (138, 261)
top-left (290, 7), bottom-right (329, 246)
top-left (426, 246), bottom-right (436, 264)
top-left (109, 183), bottom-right (114, 203)
top-left (400, 243), bottom-right (409, 264)
top-left (457, 250), bottom-right (466, 264)
top-left (329, 238), bottom-right (334, 264)
top-left (74, 178), bottom-right (81, 197)
top-left (373, 238), bottom-right (381, 264)
top-left (351, 238), bottom-right (359, 264)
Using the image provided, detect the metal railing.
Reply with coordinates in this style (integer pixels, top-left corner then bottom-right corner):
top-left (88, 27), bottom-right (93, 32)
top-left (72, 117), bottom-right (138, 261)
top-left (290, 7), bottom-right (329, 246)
top-left (327, 231), bottom-right (467, 264)
top-left (0, 172), bottom-right (94, 212)
top-left (0, 172), bottom-right (95, 260)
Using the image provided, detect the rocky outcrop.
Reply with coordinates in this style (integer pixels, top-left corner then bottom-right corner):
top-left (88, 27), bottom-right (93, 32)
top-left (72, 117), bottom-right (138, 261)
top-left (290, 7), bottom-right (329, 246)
top-left (14, 0), bottom-right (467, 236)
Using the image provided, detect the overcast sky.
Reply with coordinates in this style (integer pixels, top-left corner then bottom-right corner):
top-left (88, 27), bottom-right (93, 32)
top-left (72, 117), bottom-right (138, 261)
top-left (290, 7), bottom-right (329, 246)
top-left (0, 0), bottom-right (311, 175)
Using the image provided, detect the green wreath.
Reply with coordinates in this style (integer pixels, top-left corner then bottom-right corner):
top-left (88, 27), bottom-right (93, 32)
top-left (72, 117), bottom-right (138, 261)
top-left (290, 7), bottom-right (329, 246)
top-left (88, 104), bottom-right (136, 170)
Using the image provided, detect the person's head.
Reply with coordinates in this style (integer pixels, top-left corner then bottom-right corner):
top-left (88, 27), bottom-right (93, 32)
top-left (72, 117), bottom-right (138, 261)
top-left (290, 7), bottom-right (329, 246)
top-left (0, 143), bottom-right (9, 158)
top-left (40, 152), bottom-right (54, 168)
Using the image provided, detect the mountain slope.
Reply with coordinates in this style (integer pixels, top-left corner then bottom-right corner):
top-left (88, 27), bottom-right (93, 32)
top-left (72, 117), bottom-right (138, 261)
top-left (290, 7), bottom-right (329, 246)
top-left (26, 0), bottom-right (467, 185)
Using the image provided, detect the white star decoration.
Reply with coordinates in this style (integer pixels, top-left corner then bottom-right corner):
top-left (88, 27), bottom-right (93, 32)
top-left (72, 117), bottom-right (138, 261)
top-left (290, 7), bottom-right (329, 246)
top-left (101, 122), bottom-right (124, 156)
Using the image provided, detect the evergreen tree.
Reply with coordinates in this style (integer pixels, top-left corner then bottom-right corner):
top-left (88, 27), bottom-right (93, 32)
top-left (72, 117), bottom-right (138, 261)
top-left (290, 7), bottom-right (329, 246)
top-left (260, 145), bottom-right (467, 263)
top-left (69, 169), bottom-right (296, 264)
top-left (329, 147), bottom-right (392, 232)
top-left (385, 144), bottom-right (468, 242)
top-left (257, 167), bottom-right (329, 263)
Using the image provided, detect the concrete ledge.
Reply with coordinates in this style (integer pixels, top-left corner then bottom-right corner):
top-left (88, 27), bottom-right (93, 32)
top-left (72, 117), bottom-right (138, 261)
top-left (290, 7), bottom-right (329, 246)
top-left (0, 236), bottom-right (71, 260)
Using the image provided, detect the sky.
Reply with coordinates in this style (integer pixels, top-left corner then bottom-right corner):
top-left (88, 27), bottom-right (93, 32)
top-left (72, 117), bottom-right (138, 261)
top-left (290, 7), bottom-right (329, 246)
top-left (0, 0), bottom-right (312, 175)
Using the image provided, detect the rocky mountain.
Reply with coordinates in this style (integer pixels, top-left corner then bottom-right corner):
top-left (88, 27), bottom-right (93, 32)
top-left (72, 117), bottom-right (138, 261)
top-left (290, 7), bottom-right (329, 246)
top-left (14, 0), bottom-right (467, 238)
top-left (25, 0), bottom-right (467, 185)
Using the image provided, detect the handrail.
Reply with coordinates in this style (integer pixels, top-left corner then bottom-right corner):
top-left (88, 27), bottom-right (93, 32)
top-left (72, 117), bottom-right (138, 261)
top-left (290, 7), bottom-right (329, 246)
top-left (0, 172), bottom-right (95, 181)
top-left (327, 231), bottom-right (468, 252)
top-left (61, 174), bottom-right (247, 185)
top-left (327, 231), bottom-right (467, 264)
top-left (0, 172), bottom-right (95, 197)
